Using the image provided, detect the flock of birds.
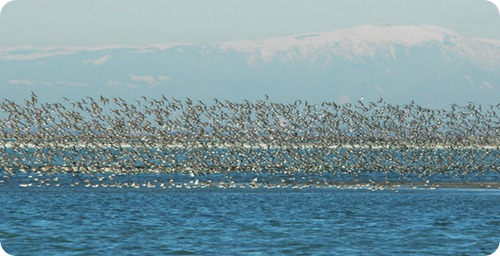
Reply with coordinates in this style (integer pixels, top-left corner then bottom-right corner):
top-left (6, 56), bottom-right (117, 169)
top-left (0, 93), bottom-right (498, 189)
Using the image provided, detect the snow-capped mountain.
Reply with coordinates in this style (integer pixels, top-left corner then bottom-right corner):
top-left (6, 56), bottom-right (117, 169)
top-left (222, 24), bottom-right (500, 68)
top-left (1, 24), bottom-right (499, 107)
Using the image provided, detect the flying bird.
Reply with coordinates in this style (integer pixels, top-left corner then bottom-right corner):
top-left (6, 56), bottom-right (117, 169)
top-left (0, 0), bottom-right (14, 15)
top-left (487, 0), bottom-right (500, 14)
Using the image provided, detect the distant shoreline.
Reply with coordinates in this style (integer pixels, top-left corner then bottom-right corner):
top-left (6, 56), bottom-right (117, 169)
top-left (330, 181), bottom-right (500, 190)
top-left (1, 141), bottom-right (498, 150)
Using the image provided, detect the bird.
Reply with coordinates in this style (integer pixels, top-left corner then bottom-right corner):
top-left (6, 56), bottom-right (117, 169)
top-left (487, 0), bottom-right (500, 14)
top-left (0, 93), bottom-right (497, 190)
top-left (0, 0), bottom-right (14, 15)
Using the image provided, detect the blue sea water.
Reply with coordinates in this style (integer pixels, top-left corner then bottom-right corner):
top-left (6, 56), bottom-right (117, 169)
top-left (0, 186), bottom-right (499, 255)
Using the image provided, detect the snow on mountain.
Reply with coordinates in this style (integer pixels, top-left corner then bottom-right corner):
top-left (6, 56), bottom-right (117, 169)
top-left (219, 24), bottom-right (500, 69)
top-left (0, 24), bottom-right (499, 106)
top-left (221, 24), bottom-right (455, 54)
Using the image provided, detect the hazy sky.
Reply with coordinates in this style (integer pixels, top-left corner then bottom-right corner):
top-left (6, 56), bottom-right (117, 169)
top-left (0, 0), bottom-right (499, 47)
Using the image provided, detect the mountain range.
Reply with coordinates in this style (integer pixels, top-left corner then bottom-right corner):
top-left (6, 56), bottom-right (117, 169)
top-left (1, 24), bottom-right (499, 107)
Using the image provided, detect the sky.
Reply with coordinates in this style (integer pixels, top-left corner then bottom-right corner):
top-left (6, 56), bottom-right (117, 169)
top-left (0, 0), bottom-right (499, 47)
top-left (0, 0), bottom-right (499, 106)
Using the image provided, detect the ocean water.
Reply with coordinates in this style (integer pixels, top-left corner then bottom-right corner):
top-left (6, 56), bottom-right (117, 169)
top-left (0, 186), bottom-right (499, 255)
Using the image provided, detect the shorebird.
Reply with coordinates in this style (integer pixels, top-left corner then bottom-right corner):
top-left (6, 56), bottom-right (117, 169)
top-left (0, 93), bottom-right (497, 189)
